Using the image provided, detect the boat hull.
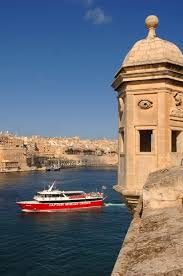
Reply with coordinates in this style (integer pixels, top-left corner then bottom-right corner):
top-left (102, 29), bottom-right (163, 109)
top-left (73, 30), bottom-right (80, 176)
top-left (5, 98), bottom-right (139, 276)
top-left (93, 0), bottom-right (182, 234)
top-left (17, 200), bottom-right (104, 212)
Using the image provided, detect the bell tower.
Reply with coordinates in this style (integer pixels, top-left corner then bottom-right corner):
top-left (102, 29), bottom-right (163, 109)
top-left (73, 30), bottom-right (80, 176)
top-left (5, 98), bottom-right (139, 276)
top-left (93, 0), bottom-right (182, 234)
top-left (112, 15), bottom-right (183, 210)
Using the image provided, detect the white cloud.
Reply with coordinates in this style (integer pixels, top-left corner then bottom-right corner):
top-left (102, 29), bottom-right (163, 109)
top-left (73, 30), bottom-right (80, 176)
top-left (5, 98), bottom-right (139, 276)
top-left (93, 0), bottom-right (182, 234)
top-left (85, 7), bottom-right (112, 25)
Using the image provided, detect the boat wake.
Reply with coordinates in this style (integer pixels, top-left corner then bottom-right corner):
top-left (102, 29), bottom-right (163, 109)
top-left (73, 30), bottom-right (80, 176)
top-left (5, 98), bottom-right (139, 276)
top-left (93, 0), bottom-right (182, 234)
top-left (105, 203), bottom-right (125, 207)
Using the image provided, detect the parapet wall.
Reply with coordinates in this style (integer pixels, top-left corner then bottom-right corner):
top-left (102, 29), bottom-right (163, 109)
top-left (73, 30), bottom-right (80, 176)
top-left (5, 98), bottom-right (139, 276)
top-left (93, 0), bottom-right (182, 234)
top-left (112, 167), bottom-right (183, 275)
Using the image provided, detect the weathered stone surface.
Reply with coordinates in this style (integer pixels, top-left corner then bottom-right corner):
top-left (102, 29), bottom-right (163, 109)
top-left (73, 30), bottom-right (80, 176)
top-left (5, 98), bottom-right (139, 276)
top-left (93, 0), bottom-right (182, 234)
top-left (143, 167), bottom-right (183, 211)
top-left (112, 14), bottom-right (183, 276)
top-left (112, 167), bottom-right (183, 276)
top-left (112, 15), bottom-right (183, 209)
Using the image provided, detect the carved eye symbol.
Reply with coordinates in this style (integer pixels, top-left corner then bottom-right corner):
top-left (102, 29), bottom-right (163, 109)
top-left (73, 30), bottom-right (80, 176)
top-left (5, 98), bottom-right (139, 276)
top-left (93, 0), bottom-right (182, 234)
top-left (138, 100), bottom-right (153, 109)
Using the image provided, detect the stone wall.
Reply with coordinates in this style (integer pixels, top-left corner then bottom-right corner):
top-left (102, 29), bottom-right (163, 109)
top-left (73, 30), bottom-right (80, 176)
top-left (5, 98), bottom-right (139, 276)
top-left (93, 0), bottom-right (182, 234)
top-left (25, 135), bottom-right (117, 158)
top-left (0, 133), bottom-right (118, 171)
top-left (62, 154), bottom-right (117, 166)
top-left (0, 136), bottom-right (29, 171)
top-left (112, 167), bottom-right (183, 275)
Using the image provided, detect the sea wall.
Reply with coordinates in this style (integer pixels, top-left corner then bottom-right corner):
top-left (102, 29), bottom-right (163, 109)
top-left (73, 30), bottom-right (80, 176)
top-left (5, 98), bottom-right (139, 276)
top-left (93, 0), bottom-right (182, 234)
top-left (112, 167), bottom-right (183, 275)
top-left (62, 154), bottom-right (117, 166)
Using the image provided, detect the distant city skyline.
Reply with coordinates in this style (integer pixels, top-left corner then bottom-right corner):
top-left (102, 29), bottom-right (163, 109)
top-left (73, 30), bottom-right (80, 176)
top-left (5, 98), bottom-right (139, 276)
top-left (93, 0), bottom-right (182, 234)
top-left (0, 0), bottom-right (182, 138)
top-left (0, 130), bottom-right (117, 140)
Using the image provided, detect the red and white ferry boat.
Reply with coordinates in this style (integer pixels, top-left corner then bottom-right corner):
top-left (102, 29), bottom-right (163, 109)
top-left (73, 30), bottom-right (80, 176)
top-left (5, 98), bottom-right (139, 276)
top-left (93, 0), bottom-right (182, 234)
top-left (16, 181), bottom-right (106, 212)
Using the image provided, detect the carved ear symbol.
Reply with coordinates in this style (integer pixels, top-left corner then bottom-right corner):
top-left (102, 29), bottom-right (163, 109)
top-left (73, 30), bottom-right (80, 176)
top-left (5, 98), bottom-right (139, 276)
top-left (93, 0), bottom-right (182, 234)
top-left (138, 100), bottom-right (153, 109)
top-left (173, 92), bottom-right (182, 106)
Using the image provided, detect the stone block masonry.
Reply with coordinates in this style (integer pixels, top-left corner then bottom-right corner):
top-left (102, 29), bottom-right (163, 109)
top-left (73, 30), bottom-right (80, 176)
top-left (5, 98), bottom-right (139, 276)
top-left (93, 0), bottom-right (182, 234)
top-left (112, 167), bottom-right (183, 275)
top-left (111, 14), bottom-right (183, 276)
top-left (112, 15), bottom-right (183, 210)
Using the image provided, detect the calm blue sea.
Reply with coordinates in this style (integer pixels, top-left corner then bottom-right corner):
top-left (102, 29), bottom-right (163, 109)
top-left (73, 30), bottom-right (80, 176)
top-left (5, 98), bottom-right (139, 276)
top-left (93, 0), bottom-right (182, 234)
top-left (0, 167), bottom-right (131, 276)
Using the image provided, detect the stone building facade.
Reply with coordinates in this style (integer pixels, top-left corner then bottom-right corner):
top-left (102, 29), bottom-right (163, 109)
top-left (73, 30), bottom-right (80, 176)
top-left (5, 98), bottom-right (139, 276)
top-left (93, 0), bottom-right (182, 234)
top-left (0, 134), bottom-right (28, 172)
top-left (0, 133), bottom-right (118, 171)
top-left (112, 15), bottom-right (183, 209)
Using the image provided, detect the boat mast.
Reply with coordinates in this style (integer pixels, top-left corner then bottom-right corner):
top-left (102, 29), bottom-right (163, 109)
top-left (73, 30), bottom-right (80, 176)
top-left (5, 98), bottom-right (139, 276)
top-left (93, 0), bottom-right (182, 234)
top-left (48, 180), bottom-right (56, 192)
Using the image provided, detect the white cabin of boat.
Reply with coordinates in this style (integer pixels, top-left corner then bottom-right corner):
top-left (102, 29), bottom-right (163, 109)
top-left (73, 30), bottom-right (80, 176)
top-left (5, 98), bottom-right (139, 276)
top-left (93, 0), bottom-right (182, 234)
top-left (33, 190), bottom-right (86, 202)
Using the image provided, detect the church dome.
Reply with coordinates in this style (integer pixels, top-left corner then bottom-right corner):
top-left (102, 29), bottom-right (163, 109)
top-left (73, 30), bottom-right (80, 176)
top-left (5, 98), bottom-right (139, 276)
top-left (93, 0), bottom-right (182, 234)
top-left (122, 15), bottom-right (183, 67)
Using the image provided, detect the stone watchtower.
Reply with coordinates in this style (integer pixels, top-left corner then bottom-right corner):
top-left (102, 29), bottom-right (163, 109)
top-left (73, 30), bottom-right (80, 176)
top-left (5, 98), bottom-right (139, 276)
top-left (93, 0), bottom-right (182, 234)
top-left (112, 15), bottom-right (183, 210)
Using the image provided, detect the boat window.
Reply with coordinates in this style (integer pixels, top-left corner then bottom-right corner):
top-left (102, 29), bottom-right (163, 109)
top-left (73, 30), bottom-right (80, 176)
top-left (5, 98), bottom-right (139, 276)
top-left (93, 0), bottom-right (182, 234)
top-left (65, 193), bottom-right (83, 196)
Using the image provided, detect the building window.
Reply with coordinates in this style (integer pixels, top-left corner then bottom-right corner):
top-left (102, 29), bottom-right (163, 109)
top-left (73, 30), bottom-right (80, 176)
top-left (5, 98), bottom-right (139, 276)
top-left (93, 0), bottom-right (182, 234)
top-left (119, 129), bottom-right (124, 153)
top-left (139, 130), bottom-right (152, 152)
top-left (171, 130), bottom-right (181, 152)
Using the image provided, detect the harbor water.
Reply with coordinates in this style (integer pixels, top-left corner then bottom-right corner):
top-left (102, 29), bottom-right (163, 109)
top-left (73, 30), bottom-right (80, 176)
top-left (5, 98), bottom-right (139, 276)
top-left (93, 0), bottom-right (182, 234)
top-left (0, 167), bottom-right (131, 276)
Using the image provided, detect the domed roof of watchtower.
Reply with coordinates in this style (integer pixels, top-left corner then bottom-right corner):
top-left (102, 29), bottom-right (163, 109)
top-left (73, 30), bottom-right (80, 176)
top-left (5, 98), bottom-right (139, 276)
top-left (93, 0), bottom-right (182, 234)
top-left (122, 15), bottom-right (183, 67)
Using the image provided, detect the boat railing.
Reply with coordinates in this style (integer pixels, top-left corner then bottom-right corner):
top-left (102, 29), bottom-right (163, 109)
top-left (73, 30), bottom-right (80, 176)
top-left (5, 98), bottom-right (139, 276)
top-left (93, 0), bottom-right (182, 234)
top-left (68, 194), bottom-right (86, 199)
top-left (86, 192), bottom-right (103, 198)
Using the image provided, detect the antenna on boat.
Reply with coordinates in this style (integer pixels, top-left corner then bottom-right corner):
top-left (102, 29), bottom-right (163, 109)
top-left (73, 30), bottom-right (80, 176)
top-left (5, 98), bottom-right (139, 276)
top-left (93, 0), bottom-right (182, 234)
top-left (48, 180), bottom-right (56, 192)
top-left (101, 185), bottom-right (107, 192)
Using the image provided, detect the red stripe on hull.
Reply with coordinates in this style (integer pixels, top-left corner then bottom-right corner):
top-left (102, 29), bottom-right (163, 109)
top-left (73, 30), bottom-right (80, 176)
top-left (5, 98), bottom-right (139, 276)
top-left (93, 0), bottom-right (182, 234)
top-left (17, 200), bottom-right (104, 212)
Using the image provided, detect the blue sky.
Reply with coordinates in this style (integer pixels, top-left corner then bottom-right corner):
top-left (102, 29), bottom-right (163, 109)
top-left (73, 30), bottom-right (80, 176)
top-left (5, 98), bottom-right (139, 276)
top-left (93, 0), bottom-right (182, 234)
top-left (0, 0), bottom-right (183, 138)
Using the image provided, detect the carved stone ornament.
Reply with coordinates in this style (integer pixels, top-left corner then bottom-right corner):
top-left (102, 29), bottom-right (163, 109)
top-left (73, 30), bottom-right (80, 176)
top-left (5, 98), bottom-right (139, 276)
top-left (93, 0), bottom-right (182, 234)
top-left (118, 98), bottom-right (124, 113)
top-left (170, 93), bottom-right (183, 118)
top-left (174, 92), bottom-right (182, 106)
top-left (170, 108), bottom-right (183, 118)
top-left (138, 99), bottom-right (153, 109)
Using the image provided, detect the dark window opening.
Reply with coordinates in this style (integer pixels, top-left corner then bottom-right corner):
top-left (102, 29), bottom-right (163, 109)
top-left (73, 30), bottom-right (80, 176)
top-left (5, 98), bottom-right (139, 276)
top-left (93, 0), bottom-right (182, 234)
top-left (121, 130), bottom-right (124, 153)
top-left (171, 131), bottom-right (181, 152)
top-left (139, 130), bottom-right (152, 152)
top-left (64, 193), bottom-right (83, 196)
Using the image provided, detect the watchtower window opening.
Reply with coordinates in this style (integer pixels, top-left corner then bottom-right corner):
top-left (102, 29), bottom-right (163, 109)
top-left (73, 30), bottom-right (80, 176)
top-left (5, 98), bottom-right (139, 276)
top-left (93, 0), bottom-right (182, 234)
top-left (171, 131), bottom-right (181, 152)
top-left (139, 130), bottom-right (152, 152)
top-left (120, 130), bottom-right (124, 153)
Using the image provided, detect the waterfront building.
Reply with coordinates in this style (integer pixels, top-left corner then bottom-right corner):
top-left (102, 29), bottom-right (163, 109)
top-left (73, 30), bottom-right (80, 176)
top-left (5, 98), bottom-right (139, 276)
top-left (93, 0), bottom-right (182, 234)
top-left (0, 134), bottom-right (28, 172)
top-left (112, 15), bottom-right (183, 210)
top-left (0, 133), bottom-right (118, 171)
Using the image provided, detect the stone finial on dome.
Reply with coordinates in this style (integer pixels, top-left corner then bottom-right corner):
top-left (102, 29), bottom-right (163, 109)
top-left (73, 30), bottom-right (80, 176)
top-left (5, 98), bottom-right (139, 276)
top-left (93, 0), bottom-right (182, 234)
top-left (145, 15), bottom-right (159, 39)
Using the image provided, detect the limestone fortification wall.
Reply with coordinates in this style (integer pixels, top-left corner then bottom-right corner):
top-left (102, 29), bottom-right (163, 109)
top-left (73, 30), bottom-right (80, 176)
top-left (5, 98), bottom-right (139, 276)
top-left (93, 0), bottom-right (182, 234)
top-left (25, 135), bottom-right (117, 156)
top-left (0, 133), bottom-right (118, 171)
top-left (63, 154), bottom-right (117, 166)
top-left (112, 167), bottom-right (183, 275)
top-left (24, 135), bottom-right (118, 166)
